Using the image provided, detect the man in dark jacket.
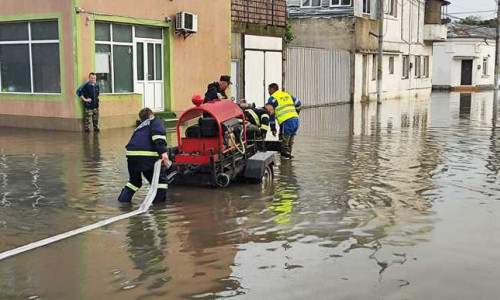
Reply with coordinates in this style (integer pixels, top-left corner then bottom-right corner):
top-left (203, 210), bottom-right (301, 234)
top-left (204, 75), bottom-right (231, 103)
top-left (77, 72), bottom-right (100, 132)
top-left (117, 108), bottom-right (170, 204)
top-left (244, 107), bottom-right (271, 139)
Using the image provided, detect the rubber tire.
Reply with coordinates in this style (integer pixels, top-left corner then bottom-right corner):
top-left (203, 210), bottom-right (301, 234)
top-left (215, 173), bottom-right (231, 188)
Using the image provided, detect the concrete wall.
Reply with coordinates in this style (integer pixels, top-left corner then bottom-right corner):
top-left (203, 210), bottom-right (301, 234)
top-left (290, 17), bottom-right (355, 50)
top-left (354, 17), bottom-right (378, 51)
top-left (432, 39), bottom-right (496, 89)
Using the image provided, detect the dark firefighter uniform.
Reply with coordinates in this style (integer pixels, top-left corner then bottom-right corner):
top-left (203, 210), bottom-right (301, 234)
top-left (118, 117), bottom-right (169, 204)
top-left (244, 107), bottom-right (270, 138)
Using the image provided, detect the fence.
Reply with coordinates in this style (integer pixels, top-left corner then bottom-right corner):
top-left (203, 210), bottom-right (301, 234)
top-left (285, 47), bottom-right (351, 107)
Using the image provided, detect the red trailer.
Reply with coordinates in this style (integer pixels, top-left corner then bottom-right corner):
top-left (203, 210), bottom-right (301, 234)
top-left (168, 96), bottom-right (278, 187)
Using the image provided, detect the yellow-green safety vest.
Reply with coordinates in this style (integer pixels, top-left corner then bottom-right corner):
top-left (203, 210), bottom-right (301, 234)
top-left (271, 90), bottom-right (299, 125)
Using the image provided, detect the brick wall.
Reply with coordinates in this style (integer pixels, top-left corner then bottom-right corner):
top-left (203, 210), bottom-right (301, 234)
top-left (231, 0), bottom-right (286, 27)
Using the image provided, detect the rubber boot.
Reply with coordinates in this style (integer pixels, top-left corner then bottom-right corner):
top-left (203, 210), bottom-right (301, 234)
top-left (281, 135), bottom-right (292, 158)
top-left (117, 187), bottom-right (135, 203)
top-left (153, 189), bottom-right (167, 203)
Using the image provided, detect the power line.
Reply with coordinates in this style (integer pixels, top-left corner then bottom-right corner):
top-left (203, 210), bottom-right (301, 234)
top-left (449, 10), bottom-right (497, 15)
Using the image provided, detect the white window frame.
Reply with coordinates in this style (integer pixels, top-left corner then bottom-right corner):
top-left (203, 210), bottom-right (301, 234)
top-left (482, 57), bottom-right (488, 76)
top-left (330, 0), bottom-right (352, 7)
top-left (363, 0), bottom-right (371, 14)
top-left (386, 0), bottom-right (397, 17)
top-left (95, 23), bottom-right (135, 94)
top-left (301, 0), bottom-right (321, 8)
top-left (402, 55), bottom-right (409, 79)
top-left (372, 54), bottom-right (377, 81)
top-left (389, 56), bottom-right (394, 75)
top-left (423, 56), bottom-right (429, 78)
top-left (414, 55), bottom-right (421, 78)
top-left (0, 20), bottom-right (60, 95)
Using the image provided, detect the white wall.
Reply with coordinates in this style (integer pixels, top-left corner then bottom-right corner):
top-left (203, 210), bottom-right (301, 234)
top-left (432, 39), bottom-right (496, 88)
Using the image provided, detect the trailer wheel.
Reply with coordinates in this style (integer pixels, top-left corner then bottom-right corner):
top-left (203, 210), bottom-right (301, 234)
top-left (216, 173), bottom-right (231, 188)
top-left (260, 165), bottom-right (274, 187)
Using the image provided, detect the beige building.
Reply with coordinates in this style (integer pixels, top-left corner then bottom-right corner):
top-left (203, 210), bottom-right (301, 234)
top-left (0, 0), bottom-right (231, 131)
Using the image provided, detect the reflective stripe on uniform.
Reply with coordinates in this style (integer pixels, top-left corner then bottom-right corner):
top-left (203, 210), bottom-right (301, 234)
top-left (152, 135), bottom-right (166, 141)
top-left (126, 182), bottom-right (139, 192)
top-left (261, 114), bottom-right (270, 120)
top-left (272, 90), bottom-right (299, 124)
top-left (126, 151), bottom-right (159, 157)
top-left (260, 124), bottom-right (270, 131)
top-left (158, 183), bottom-right (168, 189)
top-left (245, 109), bottom-right (260, 126)
top-left (275, 103), bottom-right (295, 114)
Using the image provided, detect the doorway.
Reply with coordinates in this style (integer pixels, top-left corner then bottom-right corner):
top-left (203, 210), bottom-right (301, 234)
top-left (135, 40), bottom-right (164, 111)
top-left (244, 50), bottom-right (282, 107)
top-left (460, 60), bottom-right (473, 86)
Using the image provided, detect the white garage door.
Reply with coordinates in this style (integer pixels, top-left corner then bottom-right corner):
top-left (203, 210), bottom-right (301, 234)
top-left (244, 35), bottom-right (283, 108)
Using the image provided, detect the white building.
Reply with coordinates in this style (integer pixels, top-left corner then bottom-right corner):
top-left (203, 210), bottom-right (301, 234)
top-left (433, 24), bottom-right (496, 91)
top-left (286, 0), bottom-right (449, 104)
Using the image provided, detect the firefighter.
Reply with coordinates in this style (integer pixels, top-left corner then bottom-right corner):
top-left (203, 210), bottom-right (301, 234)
top-left (118, 108), bottom-right (170, 204)
top-left (266, 83), bottom-right (300, 159)
top-left (244, 106), bottom-right (271, 140)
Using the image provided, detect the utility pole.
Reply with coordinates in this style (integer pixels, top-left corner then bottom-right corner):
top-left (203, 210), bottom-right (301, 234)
top-left (494, 0), bottom-right (500, 125)
top-left (377, 0), bottom-right (384, 104)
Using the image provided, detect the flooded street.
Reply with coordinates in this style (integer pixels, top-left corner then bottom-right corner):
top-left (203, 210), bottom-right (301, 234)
top-left (1, 92), bottom-right (500, 299)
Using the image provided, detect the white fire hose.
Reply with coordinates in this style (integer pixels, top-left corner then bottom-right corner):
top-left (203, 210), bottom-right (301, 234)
top-left (0, 160), bottom-right (164, 262)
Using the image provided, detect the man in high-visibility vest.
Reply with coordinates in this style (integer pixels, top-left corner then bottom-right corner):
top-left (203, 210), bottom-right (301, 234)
top-left (265, 83), bottom-right (300, 159)
top-left (117, 108), bottom-right (170, 205)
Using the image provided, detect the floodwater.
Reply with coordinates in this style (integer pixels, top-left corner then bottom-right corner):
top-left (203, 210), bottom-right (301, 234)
top-left (0, 92), bottom-right (499, 300)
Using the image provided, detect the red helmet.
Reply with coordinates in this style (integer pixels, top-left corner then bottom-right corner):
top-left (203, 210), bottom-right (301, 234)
top-left (192, 94), bottom-right (203, 107)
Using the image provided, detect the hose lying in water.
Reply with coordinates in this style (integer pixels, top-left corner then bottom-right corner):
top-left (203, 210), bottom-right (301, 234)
top-left (0, 160), bottom-right (163, 262)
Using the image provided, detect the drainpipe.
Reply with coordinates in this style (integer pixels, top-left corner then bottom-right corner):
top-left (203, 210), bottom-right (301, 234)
top-left (377, 0), bottom-right (384, 104)
top-left (493, 0), bottom-right (499, 123)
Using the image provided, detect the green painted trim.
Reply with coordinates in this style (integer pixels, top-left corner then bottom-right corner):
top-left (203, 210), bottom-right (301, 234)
top-left (73, 0), bottom-right (84, 119)
top-left (0, 94), bottom-right (63, 101)
top-left (93, 15), bottom-right (170, 28)
top-left (90, 20), bottom-right (95, 74)
top-left (0, 13), bottom-right (67, 102)
top-left (100, 93), bottom-right (142, 101)
top-left (0, 13), bottom-right (61, 22)
top-left (164, 25), bottom-right (174, 111)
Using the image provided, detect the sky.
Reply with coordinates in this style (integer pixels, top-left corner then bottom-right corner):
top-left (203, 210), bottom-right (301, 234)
top-left (447, 0), bottom-right (497, 20)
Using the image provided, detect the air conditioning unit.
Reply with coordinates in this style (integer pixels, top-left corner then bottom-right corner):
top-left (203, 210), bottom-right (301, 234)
top-left (176, 11), bottom-right (198, 33)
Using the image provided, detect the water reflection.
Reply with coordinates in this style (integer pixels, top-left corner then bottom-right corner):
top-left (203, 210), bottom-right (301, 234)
top-left (1, 92), bottom-right (500, 299)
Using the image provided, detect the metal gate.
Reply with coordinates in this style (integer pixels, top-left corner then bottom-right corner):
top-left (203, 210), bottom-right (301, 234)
top-left (285, 47), bottom-right (351, 106)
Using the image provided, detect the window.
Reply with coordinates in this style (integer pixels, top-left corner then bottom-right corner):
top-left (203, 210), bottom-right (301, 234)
top-left (363, 0), bottom-right (371, 13)
top-left (402, 55), bottom-right (409, 79)
top-left (301, 0), bottom-right (321, 7)
top-left (423, 56), bottom-right (430, 77)
top-left (483, 57), bottom-right (489, 76)
top-left (372, 54), bottom-right (377, 81)
top-left (389, 56), bottom-right (394, 74)
top-left (95, 22), bottom-right (133, 93)
top-left (386, 0), bottom-right (397, 17)
top-left (0, 20), bottom-right (60, 93)
top-left (331, 0), bottom-right (352, 6)
top-left (415, 56), bottom-right (421, 78)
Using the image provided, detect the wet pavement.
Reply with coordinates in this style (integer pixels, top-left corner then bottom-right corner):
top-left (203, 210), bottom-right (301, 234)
top-left (0, 92), bottom-right (499, 300)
